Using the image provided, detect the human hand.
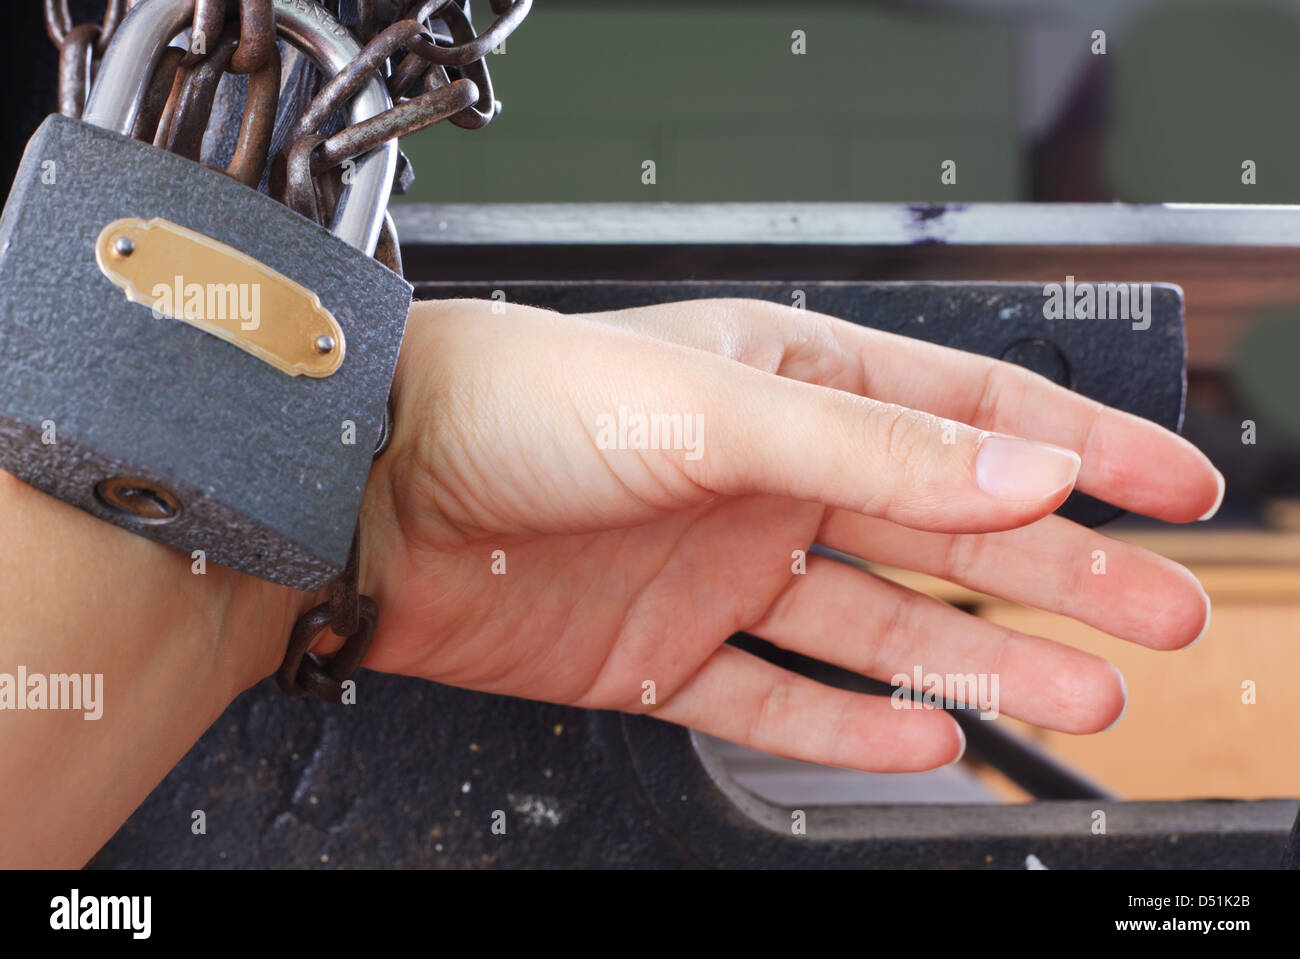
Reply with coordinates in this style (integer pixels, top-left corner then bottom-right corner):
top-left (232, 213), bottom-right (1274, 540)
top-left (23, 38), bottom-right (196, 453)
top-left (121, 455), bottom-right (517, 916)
top-left (312, 297), bottom-right (1222, 773)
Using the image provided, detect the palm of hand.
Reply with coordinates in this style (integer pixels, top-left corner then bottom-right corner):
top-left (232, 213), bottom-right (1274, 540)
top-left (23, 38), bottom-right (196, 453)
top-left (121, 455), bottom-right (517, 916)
top-left (363, 303), bottom-right (825, 708)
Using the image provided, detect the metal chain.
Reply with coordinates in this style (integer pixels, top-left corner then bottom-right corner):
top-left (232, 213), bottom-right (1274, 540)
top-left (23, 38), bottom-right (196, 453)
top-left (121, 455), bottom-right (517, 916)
top-left (276, 0), bottom-right (532, 209)
top-left (49, 2), bottom-right (532, 205)
top-left (46, 0), bottom-right (532, 701)
top-left (45, 0), bottom-right (127, 118)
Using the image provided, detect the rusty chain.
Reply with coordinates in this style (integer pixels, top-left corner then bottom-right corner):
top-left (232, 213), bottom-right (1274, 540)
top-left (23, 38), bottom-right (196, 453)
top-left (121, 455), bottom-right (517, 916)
top-left (45, 0), bottom-right (127, 117)
top-left (46, 0), bottom-right (531, 702)
top-left (46, 0), bottom-right (531, 217)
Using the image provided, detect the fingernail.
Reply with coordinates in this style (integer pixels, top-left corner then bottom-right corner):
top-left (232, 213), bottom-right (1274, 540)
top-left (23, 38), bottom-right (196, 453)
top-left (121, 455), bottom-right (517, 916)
top-left (1186, 589), bottom-right (1211, 648)
top-left (1197, 468), bottom-right (1225, 521)
top-left (975, 435), bottom-right (1081, 502)
top-left (945, 722), bottom-right (967, 767)
top-left (1102, 667), bottom-right (1129, 733)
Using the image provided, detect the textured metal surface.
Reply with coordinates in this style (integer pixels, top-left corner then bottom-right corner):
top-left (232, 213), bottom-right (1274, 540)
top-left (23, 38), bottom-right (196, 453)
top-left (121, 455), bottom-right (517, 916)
top-left (0, 114), bottom-right (410, 588)
top-left (415, 281), bottom-right (1187, 528)
top-left (90, 674), bottom-right (1298, 868)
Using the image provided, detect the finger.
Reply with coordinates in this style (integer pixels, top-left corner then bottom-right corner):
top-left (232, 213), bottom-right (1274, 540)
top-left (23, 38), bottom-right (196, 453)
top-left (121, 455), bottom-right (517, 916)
top-left (650, 644), bottom-right (965, 772)
top-left (406, 303), bottom-right (1077, 535)
top-left (819, 510), bottom-right (1211, 651)
top-left (818, 309), bottom-right (1223, 523)
top-left (611, 331), bottom-right (1083, 533)
top-left (593, 299), bottom-right (1223, 523)
top-left (749, 555), bottom-right (1129, 733)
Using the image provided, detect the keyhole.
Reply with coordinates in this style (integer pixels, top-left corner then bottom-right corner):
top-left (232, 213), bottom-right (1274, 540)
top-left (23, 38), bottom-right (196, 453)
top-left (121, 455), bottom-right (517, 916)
top-left (95, 477), bottom-right (182, 524)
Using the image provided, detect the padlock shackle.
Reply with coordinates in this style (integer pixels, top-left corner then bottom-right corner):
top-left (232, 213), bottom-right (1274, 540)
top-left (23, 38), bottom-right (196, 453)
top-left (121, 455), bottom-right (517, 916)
top-left (83, 0), bottom-right (395, 256)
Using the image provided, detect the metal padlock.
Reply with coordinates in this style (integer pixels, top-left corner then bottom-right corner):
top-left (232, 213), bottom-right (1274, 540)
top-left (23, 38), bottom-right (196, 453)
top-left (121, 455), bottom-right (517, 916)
top-left (0, 0), bottom-right (411, 590)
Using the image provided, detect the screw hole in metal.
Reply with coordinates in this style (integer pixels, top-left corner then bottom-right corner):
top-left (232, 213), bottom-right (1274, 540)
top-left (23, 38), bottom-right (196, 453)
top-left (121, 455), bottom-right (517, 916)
top-left (998, 338), bottom-right (1073, 389)
top-left (94, 476), bottom-right (182, 524)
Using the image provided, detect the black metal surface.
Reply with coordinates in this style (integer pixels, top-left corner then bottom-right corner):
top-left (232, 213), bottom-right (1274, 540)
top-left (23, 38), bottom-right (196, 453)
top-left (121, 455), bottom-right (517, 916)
top-left (92, 675), bottom-right (688, 868)
top-left (1285, 808), bottom-right (1300, 870)
top-left (416, 280), bottom-right (1188, 528)
top-left (90, 672), bottom-right (1297, 868)
top-left (952, 711), bottom-right (1117, 802)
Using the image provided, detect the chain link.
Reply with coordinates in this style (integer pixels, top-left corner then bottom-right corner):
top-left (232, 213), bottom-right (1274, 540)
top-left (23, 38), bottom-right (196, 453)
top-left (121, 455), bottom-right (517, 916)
top-left (45, 0), bottom-right (128, 117)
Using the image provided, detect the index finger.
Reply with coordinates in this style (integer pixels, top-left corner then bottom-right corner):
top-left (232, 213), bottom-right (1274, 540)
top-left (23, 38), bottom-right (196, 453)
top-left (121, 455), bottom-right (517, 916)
top-left (826, 313), bottom-right (1223, 524)
top-left (602, 298), bottom-right (1223, 524)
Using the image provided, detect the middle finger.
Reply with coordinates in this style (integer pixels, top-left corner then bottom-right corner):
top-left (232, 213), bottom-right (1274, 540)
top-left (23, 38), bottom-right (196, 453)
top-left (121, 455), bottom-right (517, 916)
top-left (818, 509), bottom-right (1210, 652)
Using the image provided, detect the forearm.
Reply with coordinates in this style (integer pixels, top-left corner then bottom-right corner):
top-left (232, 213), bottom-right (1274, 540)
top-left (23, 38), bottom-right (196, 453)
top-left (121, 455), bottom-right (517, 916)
top-left (0, 470), bottom-right (298, 867)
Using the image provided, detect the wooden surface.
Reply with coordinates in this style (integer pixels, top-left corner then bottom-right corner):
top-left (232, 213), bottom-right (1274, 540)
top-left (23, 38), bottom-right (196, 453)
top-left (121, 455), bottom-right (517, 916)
top-left (868, 523), bottom-right (1300, 801)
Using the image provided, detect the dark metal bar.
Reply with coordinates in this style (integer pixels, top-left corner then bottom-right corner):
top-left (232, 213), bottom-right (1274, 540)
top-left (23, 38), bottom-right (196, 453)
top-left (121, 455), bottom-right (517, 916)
top-left (953, 711), bottom-right (1116, 801)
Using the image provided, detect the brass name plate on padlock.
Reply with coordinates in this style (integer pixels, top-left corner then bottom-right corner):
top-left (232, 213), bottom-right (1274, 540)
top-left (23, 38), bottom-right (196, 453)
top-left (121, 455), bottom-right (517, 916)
top-left (94, 217), bottom-right (345, 378)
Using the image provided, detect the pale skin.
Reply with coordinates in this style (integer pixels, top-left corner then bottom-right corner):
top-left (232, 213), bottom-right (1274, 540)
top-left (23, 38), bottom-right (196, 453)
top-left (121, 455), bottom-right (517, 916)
top-left (0, 297), bottom-right (1222, 867)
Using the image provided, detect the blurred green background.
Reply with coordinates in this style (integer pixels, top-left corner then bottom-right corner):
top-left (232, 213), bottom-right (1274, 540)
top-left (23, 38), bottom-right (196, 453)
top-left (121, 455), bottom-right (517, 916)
top-left (398, 4), bottom-right (1020, 202)
top-left (398, 0), bottom-right (1300, 204)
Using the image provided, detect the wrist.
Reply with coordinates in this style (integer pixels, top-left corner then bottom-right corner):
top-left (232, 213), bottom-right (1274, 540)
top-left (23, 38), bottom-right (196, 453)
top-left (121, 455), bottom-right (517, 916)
top-left (267, 446), bottom-right (404, 672)
top-left (0, 469), bottom-right (296, 864)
